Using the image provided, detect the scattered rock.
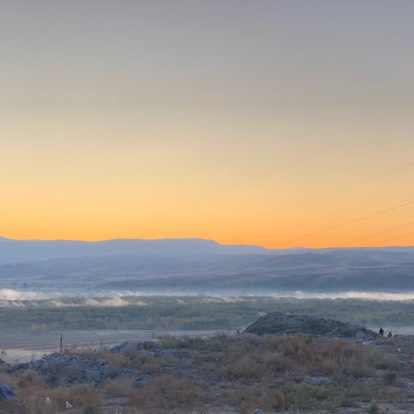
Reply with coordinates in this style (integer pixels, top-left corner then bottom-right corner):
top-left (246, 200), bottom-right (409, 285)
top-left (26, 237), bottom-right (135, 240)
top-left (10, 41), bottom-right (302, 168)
top-left (7, 353), bottom-right (109, 386)
top-left (7, 361), bottom-right (31, 373)
top-left (6, 347), bottom-right (159, 386)
top-left (0, 383), bottom-right (17, 401)
top-left (305, 375), bottom-right (331, 386)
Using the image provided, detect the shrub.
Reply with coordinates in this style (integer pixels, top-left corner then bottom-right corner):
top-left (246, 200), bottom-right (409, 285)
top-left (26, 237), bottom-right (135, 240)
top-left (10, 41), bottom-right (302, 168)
top-left (158, 334), bottom-right (204, 350)
top-left (221, 354), bottom-right (260, 380)
top-left (49, 384), bottom-right (101, 411)
top-left (383, 370), bottom-right (397, 385)
top-left (261, 352), bottom-right (292, 375)
top-left (104, 353), bottom-right (132, 378)
top-left (369, 351), bottom-right (399, 370)
top-left (84, 407), bottom-right (100, 414)
top-left (103, 379), bottom-right (134, 398)
top-left (367, 402), bottom-right (379, 414)
top-left (283, 383), bottom-right (339, 411)
top-left (129, 375), bottom-right (200, 410)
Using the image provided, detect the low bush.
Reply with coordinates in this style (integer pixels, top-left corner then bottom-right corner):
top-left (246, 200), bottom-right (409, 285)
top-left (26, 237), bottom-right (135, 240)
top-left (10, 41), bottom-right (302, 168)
top-left (103, 378), bottom-right (134, 398)
top-left (129, 375), bottom-right (201, 410)
top-left (383, 370), bottom-right (398, 385)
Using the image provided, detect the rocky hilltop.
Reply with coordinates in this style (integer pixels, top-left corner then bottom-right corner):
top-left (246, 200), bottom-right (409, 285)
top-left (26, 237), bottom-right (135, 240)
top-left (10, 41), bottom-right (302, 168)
top-left (244, 311), bottom-right (378, 340)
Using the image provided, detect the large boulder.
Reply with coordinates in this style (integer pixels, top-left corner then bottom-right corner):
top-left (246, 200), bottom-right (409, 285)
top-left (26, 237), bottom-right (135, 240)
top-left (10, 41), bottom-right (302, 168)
top-left (244, 312), bottom-right (377, 339)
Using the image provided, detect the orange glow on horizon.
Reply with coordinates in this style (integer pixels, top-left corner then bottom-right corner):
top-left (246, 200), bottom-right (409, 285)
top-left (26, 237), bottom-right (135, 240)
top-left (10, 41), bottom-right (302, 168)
top-left (2, 3), bottom-right (414, 249)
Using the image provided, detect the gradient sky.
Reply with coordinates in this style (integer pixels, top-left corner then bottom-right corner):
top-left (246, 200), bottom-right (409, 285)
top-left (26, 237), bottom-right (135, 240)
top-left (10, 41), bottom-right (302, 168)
top-left (1, 0), bottom-right (414, 248)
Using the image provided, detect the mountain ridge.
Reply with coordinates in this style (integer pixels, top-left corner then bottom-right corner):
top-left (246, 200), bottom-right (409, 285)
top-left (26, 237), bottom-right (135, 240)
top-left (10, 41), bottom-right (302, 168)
top-left (0, 236), bottom-right (269, 264)
top-left (0, 237), bottom-right (413, 295)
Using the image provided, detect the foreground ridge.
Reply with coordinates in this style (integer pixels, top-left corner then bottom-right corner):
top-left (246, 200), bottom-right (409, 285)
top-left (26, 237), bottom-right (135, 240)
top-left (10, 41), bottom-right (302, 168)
top-left (1, 314), bottom-right (414, 413)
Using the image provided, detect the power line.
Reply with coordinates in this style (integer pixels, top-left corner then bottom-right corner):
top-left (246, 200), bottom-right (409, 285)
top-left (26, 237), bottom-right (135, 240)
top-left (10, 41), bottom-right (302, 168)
top-left (276, 199), bottom-right (414, 247)
top-left (334, 220), bottom-right (414, 247)
top-left (220, 161), bottom-right (414, 230)
top-left (376, 230), bottom-right (414, 246)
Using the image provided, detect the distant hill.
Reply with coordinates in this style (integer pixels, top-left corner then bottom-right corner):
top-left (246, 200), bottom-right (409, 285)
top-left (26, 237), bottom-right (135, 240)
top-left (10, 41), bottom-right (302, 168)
top-left (0, 237), bottom-right (413, 295)
top-left (0, 237), bottom-right (267, 264)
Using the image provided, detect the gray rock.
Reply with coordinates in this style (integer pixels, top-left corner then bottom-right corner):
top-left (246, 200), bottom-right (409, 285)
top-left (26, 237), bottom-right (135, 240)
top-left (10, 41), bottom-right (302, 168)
top-left (326, 323), bottom-right (376, 340)
top-left (6, 348), bottom-right (155, 387)
top-left (112, 368), bottom-right (152, 384)
top-left (252, 409), bottom-right (264, 414)
top-left (0, 383), bottom-right (17, 401)
top-left (305, 375), bottom-right (331, 386)
top-left (7, 361), bottom-right (31, 373)
top-left (30, 353), bottom-right (108, 386)
top-left (244, 312), bottom-right (377, 339)
top-left (86, 369), bottom-right (104, 385)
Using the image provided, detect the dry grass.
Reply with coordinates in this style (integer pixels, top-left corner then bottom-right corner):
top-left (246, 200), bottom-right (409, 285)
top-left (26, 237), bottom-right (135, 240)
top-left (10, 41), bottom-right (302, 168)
top-left (129, 374), bottom-right (201, 411)
top-left (1, 333), bottom-right (411, 413)
top-left (103, 378), bottom-right (134, 398)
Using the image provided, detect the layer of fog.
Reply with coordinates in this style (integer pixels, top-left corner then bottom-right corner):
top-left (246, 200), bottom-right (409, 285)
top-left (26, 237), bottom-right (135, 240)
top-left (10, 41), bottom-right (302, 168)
top-left (2, 288), bottom-right (414, 308)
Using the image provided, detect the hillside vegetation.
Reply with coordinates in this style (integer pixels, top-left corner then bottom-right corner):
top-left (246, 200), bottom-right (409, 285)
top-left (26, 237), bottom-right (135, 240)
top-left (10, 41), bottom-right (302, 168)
top-left (1, 330), bottom-right (413, 413)
top-left (1, 296), bottom-right (414, 333)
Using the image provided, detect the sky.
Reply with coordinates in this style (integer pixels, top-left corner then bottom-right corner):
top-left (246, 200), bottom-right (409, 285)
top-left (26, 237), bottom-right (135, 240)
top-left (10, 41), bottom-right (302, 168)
top-left (1, 0), bottom-right (414, 249)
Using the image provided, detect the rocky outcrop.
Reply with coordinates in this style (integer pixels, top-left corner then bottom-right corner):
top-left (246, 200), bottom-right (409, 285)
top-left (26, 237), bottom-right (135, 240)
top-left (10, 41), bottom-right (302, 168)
top-left (0, 383), bottom-right (17, 401)
top-left (244, 312), bottom-right (377, 339)
top-left (7, 341), bottom-right (165, 386)
top-left (8, 353), bottom-right (108, 386)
